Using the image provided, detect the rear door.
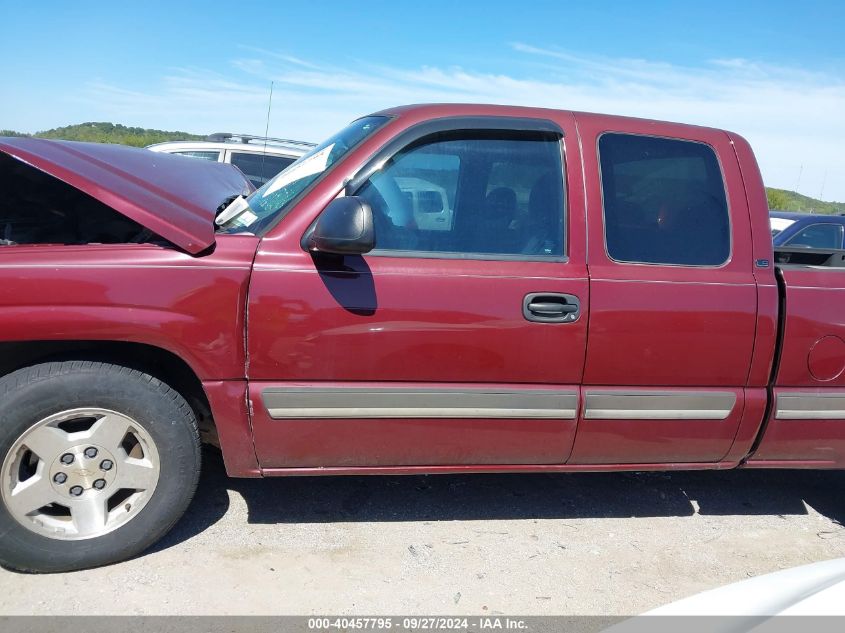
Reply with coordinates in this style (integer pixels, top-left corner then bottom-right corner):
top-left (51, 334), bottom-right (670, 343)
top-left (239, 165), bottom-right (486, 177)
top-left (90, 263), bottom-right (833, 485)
top-left (247, 115), bottom-right (590, 468)
top-left (570, 115), bottom-right (758, 464)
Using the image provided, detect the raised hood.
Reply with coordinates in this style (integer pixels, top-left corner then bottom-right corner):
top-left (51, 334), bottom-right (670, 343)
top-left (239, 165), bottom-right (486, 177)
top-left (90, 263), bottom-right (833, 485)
top-left (0, 137), bottom-right (253, 254)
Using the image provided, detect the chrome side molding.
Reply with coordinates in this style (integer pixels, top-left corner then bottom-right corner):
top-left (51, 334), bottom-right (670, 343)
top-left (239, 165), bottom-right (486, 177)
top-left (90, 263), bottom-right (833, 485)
top-left (583, 390), bottom-right (736, 420)
top-left (262, 387), bottom-right (741, 421)
top-left (775, 393), bottom-right (845, 420)
top-left (262, 387), bottom-right (579, 420)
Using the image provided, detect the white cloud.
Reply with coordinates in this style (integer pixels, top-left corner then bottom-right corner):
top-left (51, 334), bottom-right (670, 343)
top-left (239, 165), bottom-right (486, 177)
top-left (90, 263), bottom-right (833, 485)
top-left (41, 45), bottom-right (845, 200)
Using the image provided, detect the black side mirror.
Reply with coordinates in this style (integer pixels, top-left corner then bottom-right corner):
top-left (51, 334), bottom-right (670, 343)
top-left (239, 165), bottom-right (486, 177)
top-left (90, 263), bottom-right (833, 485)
top-left (308, 196), bottom-right (374, 255)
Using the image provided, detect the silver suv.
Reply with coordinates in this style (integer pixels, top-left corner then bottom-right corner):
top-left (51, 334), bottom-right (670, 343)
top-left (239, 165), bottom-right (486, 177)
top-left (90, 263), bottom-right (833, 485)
top-left (147, 133), bottom-right (316, 188)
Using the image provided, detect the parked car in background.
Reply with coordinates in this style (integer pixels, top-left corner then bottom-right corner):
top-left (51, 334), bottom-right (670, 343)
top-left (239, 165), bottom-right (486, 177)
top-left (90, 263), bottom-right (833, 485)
top-left (770, 210), bottom-right (845, 249)
top-left (147, 133), bottom-right (315, 188)
top-left (395, 177), bottom-right (454, 231)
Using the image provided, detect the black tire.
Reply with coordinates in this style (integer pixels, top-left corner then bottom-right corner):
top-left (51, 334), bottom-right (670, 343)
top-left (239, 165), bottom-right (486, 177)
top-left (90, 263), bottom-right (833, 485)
top-left (0, 361), bottom-right (201, 572)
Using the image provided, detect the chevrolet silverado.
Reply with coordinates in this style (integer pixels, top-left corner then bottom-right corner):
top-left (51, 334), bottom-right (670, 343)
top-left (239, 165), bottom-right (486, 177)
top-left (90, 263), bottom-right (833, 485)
top-left (0, 104), bottom-right (843, 572)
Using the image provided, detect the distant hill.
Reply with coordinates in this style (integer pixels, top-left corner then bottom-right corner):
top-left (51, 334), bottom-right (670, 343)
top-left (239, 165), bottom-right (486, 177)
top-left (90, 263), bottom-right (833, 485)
top-left (0, 122), bottom-right (202, 147)
top-left (766, 187), bottom-right (845, 215)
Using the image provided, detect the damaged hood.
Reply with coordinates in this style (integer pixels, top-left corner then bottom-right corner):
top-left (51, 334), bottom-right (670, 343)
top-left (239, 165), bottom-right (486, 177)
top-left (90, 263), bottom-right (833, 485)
top-left (0, 137), bottom-right (253, 254)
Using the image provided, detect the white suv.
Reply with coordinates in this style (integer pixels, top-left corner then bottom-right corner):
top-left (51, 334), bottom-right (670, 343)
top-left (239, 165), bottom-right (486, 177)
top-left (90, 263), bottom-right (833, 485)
top-left (147, 133), bottom-right (316, 189)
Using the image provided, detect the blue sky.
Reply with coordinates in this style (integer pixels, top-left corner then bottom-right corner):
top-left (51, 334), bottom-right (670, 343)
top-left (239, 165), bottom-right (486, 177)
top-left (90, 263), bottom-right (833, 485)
top-left (2, 0), bottom-right (845, 199)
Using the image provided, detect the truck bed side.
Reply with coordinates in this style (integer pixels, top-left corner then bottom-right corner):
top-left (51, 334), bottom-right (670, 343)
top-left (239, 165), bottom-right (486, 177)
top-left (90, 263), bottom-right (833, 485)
top-left (729, 131), bottom-right (845, 467)
top-left (750, 265), bottom-right (845, 466)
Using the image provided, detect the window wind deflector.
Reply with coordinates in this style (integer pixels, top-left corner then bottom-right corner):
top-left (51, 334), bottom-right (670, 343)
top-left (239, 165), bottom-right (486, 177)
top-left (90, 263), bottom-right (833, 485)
top-left (346, 116), bottom-right (564, 194)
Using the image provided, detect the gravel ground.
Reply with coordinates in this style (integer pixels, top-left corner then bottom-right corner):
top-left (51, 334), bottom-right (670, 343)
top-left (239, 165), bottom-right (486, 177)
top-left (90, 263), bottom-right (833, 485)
top-left (1, 448), bottom-right (845, 615)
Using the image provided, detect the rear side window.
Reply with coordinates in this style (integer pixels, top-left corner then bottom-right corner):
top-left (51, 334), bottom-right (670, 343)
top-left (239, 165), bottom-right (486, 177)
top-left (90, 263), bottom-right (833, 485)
top-left (173, 150), bottom-right (220, 161)
top-left (231, 152), bottom-right (296, 188)
top-left (785, 223), bottom-right (844, 249)
top-left (355, 132), bottom-right (565, 259)
top-left (599, 133), bottom-right (730, 266)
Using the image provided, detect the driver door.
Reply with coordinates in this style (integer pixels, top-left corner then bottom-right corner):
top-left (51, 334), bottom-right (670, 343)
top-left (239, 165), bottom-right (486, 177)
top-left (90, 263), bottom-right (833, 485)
top-left (247, 115), bottom-right (589, 469)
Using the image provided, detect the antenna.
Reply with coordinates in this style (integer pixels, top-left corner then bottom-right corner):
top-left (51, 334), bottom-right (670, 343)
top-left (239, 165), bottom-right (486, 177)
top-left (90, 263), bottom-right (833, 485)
top-left (260, 81), bottom-right (274, 186)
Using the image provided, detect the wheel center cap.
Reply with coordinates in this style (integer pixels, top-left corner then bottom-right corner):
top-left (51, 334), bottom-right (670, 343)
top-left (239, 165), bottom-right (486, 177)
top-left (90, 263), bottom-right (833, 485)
top-left (49, 444), bottom-right (117, 498)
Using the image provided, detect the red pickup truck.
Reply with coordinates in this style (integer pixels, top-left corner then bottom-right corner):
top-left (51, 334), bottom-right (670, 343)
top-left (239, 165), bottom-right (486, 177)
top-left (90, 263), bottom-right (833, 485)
top-left (1, 104), bottom-right (843, 572)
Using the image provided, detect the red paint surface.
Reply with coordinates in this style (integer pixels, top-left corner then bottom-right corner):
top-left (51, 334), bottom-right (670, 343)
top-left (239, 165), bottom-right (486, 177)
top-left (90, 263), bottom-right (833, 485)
top-left (0, 236), bottom-right (258, 380)
top-left (722, 388), bottom-right (768, 463)
top-left (203, 380), bottom-right (260, 477)
top-left (757, 266), bottom-right (845, 466)
top-left (249, 382), bottom-right (578, 467)
top-left (568, 387), bottom-right (748, 464)
top-left (751, 389), bottom-right (845, 466)
top-left (808, 336), bottom-right (845, 382)
top-left (247, 257), bottom-right (589, 384)
top-left (728, 132), bottom-right (779, 388)
top-left (777, 269), bottom-right (845, 388)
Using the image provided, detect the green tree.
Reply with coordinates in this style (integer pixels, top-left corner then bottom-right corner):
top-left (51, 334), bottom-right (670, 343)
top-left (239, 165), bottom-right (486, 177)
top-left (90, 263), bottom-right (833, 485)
top-left (765, 187), bottom-right (845, 215)
top-left (766, 188), bottom-right (791, 210)
top-left (2, 122), bottom-right (202, 147)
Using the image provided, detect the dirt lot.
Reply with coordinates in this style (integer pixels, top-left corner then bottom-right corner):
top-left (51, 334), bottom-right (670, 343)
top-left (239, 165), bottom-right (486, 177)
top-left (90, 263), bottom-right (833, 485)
top-left (1, 448), bottom-right (845, 615)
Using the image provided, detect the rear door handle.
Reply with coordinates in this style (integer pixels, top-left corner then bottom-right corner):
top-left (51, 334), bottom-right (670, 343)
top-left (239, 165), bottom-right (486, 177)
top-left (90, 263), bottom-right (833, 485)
top-left (523, 293), bottom-right (581, 323)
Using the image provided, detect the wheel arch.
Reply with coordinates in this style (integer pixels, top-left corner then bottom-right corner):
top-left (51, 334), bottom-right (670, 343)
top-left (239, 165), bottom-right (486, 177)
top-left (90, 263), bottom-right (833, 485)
top-left (0, 340), bottom-right (217, 446)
